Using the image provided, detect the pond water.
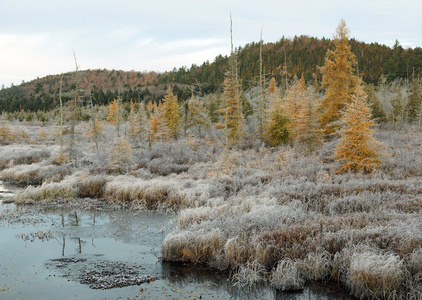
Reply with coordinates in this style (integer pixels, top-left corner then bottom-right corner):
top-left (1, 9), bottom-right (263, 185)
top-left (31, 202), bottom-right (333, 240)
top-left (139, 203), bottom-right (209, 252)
top-left (0, 181), bottom-right (355, 299)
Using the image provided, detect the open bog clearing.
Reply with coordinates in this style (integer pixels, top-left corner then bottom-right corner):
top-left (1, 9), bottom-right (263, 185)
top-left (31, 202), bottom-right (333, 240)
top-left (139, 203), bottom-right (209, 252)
top-left (0, 121), bottom-right (421, 300)
top-left (0, 182), bottom-right (355, 300)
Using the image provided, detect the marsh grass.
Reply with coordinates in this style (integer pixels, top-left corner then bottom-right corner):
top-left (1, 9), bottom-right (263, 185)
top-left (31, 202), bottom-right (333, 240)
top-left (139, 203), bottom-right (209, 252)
top-left (1, 122), bottom-right (421, 299)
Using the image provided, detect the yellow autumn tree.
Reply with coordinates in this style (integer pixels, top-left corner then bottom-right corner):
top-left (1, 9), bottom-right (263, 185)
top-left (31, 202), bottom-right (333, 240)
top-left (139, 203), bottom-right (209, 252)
top-left (162, 88), bottom-right (182, 139)
top-left (318, 19), bottom-right (359, 136)
top-left (283, 78), bottom-right (307, 137)
top-left (107, 99), bottom-right (124, 137)
top-left (334, 83), bottom-right (385, 173)
top-left (268, 77), bottom-right (277, 94)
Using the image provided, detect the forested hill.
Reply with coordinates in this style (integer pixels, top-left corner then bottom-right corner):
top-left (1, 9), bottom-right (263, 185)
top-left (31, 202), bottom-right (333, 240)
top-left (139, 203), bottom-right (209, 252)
top-left (1, 35), bottom-right (422, 112)
top-left (160, 36), bottom-right (422, 89)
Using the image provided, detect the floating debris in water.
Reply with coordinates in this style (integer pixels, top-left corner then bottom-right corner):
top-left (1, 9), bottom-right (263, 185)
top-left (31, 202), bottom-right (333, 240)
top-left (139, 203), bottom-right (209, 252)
top-left (47, 257), bottom-right (157, 289)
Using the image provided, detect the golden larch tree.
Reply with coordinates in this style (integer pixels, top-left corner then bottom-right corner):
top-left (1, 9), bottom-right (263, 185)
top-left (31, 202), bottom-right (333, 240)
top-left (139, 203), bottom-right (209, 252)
top-left (219, 70), bottom-right (244, 146)
top-left (334, 83), bottom-right (385, 173)
top-left (162, 88), bottom-right (182, 139)
top-left (107, 99), bottom-right (124, 137)
top-left (318, 19), bottom-right (359, 136)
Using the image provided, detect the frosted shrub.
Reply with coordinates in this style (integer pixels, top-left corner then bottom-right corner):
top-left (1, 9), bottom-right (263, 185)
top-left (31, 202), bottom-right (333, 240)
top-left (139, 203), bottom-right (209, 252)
top-left (349, 251), bottom-right (404, 299)
top-left (270, 258), bottom-right (304, 291)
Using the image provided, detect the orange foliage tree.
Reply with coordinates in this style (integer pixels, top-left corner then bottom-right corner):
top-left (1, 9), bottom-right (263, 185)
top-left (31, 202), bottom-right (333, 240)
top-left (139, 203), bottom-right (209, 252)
top-left (162, 88), bottom-right (182, 139)
top-left (318, 19), bottom-right (359, 136)
top-left (334, 83), bottom-right (385, 173)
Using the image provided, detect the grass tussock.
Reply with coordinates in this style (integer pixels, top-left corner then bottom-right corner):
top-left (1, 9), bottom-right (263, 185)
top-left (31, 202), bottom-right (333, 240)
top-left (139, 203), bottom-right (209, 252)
top-left (349, 250), bottom-right (404, 299)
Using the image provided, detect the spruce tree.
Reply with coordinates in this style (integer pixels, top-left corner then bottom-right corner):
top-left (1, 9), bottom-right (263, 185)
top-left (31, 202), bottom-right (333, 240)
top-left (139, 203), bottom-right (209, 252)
top-left (318, 19), bottom-right (359, 136)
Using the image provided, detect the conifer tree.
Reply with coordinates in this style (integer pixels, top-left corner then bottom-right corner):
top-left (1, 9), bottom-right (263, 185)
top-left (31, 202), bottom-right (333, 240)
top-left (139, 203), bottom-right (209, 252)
top-left (318, 19), bottom-right (359, 136)
top-left (391, 85), bottom-right (404, 127)
top-left (334, 83), bottom-right (385, 173)
top-left (127, 100), bottom-right (143, 144)
top-left (108, 137), bottom-right (133, 173)
top-left (264, 93), bottom-right (290, 146)
top-left (85, 99), bottom-right (104, 155)
top-left (283, 78), bottom-right (306, 138)
top-left (220, 70), bottom-right (243, 145)
top-left (187, 96), bottom-right (210, 136)
top-left (218, 14), bottom-right (243, 155)
top-left (162, 88), bottom-right (182, 139)
top-left (293, 87), bottom-right (323, 153)
top-left (107, 98), bottom-right (124, 137)
top-left (406, 72), bottom-right (421, 123)
top-left (365, 84), bottom-right (387, 123)
top-left (268, 77), bottom-right (277, 94)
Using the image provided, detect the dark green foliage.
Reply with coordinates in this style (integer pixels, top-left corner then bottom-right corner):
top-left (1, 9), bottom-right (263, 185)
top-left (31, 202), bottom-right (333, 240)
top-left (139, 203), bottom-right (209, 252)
top-left (365, 84), bottom-right (387, 123)
top-left (406, 72), bottom-right (421, 122)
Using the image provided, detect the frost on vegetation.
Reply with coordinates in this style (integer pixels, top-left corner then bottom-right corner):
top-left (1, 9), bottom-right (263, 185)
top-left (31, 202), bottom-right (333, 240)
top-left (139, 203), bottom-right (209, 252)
top-left (232, 260), bottom-right (266, 289)
top-left (0, 145), bottom-right (50, 169)
top-left (15, 173), bottom-right (80, 203)
top-left (270, 258), bottom-right (304, 291)
top-left (349, 250), bottom-right (404, 300)
top-left (1, 162), bottom-right (69, 184)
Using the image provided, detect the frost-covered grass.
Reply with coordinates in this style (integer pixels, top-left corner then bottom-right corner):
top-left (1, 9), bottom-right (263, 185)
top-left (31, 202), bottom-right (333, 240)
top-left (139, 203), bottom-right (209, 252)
top-left (1, 122), bottom-right (421, 299)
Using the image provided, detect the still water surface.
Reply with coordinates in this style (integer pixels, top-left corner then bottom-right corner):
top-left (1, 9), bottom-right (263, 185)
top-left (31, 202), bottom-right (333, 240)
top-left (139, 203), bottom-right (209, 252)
top-left (0, 181), bottom-right (355, 299)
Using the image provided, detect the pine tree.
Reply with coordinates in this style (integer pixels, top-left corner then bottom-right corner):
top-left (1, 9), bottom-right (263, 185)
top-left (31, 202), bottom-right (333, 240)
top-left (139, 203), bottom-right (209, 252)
top-left (406, 72), bottom-right (421, 123)
top-left (334, 83), bottom-right (385, 173)
top-left (162, 88), bottom-right (181, 139)
top-left (318, 19), bottom-right (359, 136)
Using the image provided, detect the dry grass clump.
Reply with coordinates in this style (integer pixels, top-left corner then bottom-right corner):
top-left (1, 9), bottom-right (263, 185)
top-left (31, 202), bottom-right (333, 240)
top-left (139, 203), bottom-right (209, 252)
top-left (232, 260), bottom-right (266, 288)
top-left (0, 145), bottom-right (50, 169)
top-left (161, 228), bottom-right (225, 263)
top-left (270, 258), bottom-right (304, 291)
top-left (1, 162), bottom-right (69, 184)
top-left (15, 174), bottom-right (79, 203)
top-left (78, 174), bottom-right (110, 198)
top-left (104, 176), bottom-right (191, 209)
top-left (348, 250), bottom-right (404, 299)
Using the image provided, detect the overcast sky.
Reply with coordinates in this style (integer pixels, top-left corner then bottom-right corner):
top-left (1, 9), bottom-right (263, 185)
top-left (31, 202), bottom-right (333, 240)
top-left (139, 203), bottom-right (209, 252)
top-left (1, 0), bottom-right (421, 88)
